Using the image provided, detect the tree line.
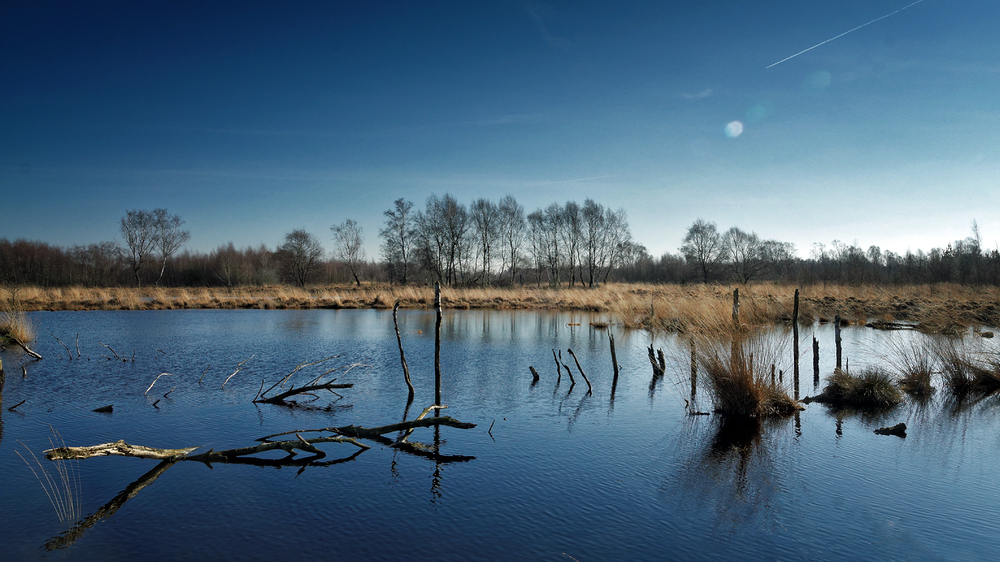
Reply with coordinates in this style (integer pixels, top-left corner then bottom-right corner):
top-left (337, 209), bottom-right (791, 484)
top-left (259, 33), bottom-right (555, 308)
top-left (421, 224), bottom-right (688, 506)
top-left (2, 201), bottom-right (998, 288)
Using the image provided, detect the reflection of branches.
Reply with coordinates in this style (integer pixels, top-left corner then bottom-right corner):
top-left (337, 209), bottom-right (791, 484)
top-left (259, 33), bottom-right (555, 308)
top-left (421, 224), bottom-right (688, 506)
top-left (45, 460), bottom-right (176, 551)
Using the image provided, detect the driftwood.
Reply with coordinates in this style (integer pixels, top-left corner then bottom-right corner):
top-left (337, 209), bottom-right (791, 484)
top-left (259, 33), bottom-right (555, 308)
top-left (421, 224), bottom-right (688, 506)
top-left (529, 366), bottom-right (540, 384)
top-left (566, 348), bottom-right (593, 393)
top-left (253, 357), bottom-right (359, 405)
top-left (98, 341), bottom-right (123, 361)
top-left (10, 336), bottom-right (42, 360)
top-left (874, 423), bottom-right (907, 437)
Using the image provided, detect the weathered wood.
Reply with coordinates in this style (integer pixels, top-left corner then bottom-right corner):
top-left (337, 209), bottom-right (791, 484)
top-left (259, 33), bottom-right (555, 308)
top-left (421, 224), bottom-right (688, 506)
top-left (793, 288), bottom-right (800, 385)
top-left (558, 350), bottom-right (575, 384)
top-left (45, 440), bottom-right (200, 461)
top-left (732, 288), bottom-right (740, 323)
top-left (566, 348), bottom-right (593, 393)
top-left (50, 332), bottom-right (72, 360)
top-left (689, 338), bottom-right (697, 398)
top-left (434, 282), bottom-right (442, 405)
top-left (647, 344), bottom-right (664, 377)
top-left (393, 301), bottom-right (415, 401)
top-left (254, 381), bottom-right (353, 404)
top-left (529, 366), bottom-right (540, 383)
top-left (609, 331), bottom-right (619, 383)
top-left (812, 335), bottom-right (820, 384)
top-left (11, 336), bottom-right (42, 360)
top-left (145, 372), bottom-right (174, 395)
top-left (552, 349), bottom-right (562, 384)
top-left (99, 341), bottom-right (122, 361)
top-left (834, 314), bottom-right (842, 370)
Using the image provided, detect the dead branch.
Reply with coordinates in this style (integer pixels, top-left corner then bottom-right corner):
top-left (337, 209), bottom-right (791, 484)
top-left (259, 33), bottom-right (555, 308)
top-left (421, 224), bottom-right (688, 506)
top-left (558, 350), bottom-right (575, 385)
top-left (253, 380), bottom-right (354, 405)
top-left (398, 404), bottom-right (445, 444)
top-left (552, 349), bottom-right (562, 384)
top-left (221, 354), bottom-right (254, 389)
top-left (45, 440), bottom-right (200, 461)
top-left (275, 355), bottom-right (341, 389)
top-left (648, 344), bottom-right (665, 377)
top-left (75, 333), bottom-right (81, 358)
top-left (529, 366), bottom-right (540, 384)
top-left (198, 364), bottom-right (211, 384)
top-left (10, 336), bottom-right (42, 360)
top-left (50, 332), bottom-right (72, 360)
top-left (99, 341), bottom-right (122, 361)
top-left (566, 348), bottom-right (593, 394)
top-left (393, 301), bottom-right (415, 400)
top-left (7, 399), bottom-right (25, 412)
top-left (144, 373), bottom-right (174, 395)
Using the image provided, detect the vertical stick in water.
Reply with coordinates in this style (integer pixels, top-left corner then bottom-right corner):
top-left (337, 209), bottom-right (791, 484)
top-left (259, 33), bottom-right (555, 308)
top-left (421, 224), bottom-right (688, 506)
top-left (834, 314), bottom-right (842, 371)
top-left (609, 331), bottom-right (619, 394)
top-left (793, 289), bottom-right (800, 399)
top-left (434, 282), bottom-right (442, 407)
top-left (392, 301), bottom-right (415, 403)
top-left (732, 288), bottom-right (740, 323)
top-left (689, 338), bottom-right (697, 399)
top-left (812, 336), bottom-right (820, 386)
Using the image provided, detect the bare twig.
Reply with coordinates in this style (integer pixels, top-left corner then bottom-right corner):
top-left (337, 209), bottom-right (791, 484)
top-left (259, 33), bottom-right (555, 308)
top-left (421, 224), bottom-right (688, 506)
top-left (393, 301), bottom-right (415, 400)
top-left (566, 348), bottom-right (593, 394)
top-left (75, 333), bottom-right (81, 358)
top-left (8, 399), bottom-right (26, 411)
top-left (99, 342), bottom-right (121, 361)
top-left (145, 373), bottom-right (174, 396)
top-left (221, 354), bottom-right (255, 389)
top-left (163, 387), bottom-right (176, 398)
top-left (198, 364), bottom-right (211, 384)
top-left (50, 332), bottom-right (72, 360)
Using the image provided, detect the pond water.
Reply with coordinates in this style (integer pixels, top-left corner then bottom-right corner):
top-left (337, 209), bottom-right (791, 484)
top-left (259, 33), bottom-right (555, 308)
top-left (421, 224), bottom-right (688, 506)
top-left (2, 310), bottom-right (1000, 561)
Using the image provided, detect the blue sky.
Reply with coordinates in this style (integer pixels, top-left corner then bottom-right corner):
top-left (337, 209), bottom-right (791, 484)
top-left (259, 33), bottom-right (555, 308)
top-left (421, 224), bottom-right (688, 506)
top-left (2, 0), bottom-right (998, 259)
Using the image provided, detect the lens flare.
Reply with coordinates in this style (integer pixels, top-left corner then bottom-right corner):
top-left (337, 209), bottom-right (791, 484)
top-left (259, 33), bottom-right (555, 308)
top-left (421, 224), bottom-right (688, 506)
top-left (724, 121), bottom-right (744, 138)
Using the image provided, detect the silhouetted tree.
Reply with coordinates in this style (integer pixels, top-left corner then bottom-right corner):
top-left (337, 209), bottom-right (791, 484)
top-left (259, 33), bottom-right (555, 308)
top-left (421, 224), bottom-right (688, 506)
top-left (278, 229), bottom-right (324, 287)
top-left (331, 219), bottom-right (365, 286)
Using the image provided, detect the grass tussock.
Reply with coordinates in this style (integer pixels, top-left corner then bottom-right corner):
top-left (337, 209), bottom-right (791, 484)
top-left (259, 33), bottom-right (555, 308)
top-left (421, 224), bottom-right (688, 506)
top-left (815, 368), bottom-right (903, 409)
top-left (930, 338), bottom-right (1000, 396)
top-left (885, 335), bottom-right (935, 396)
top-left (0, 285), bottom-right (36, 344)
top-left (693, 329), bottom-right (799, 417)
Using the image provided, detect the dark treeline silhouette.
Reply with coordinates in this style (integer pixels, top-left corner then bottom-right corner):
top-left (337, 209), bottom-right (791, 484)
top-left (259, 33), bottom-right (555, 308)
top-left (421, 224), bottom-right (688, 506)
top-left (2, 204), bottom-right (998, 288)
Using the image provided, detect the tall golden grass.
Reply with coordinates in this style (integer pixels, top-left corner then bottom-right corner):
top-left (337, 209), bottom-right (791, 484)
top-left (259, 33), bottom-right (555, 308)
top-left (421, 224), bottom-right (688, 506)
top-left (0, 285), bottom-right (36, 344)
top-left (2, 282), bottom-right (998, 333)
top-left (930, 337), bottom-right (1000, 395)
top-left (690, 328), bottom-right (799, 417)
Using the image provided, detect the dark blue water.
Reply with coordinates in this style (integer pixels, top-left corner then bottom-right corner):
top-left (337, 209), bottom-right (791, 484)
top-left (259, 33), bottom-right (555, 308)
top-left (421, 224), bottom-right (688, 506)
top-left (2, 310), bottom-right (999, 560)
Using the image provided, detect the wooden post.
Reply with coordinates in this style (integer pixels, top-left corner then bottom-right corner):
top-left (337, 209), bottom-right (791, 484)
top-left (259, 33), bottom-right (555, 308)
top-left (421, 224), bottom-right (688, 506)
top-left (609, 332), bottom-right (619, 386)
top-left (771, 364), bottom-right (776, 385)
top-left (834, 314), bottom-right (842, 371)
top-left (392, 301), bottom-right (415, 402)
top-left (812, 336), bottom-right (820, 385)
top-left (529, 366), bottom-right (540, 384)
top-left (732, 288), bottom-right (740, 323)
top-left (0, 354), bottom-right (4, 401)
top-left (792, 289), bottom-right (799, 379)
top-left (689, 338), bottom-right (697, 398)
top-left (567, 348), bottom-right (593, 393)
top-left (552, 349), bottom-right (562, 384)
top-left (434, 282), bottom-right (442, 406)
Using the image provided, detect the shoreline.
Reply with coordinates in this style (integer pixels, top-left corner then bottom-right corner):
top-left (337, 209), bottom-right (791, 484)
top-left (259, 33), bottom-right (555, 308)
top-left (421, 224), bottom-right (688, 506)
top-left (5, 282), bottom-right (1000, 334)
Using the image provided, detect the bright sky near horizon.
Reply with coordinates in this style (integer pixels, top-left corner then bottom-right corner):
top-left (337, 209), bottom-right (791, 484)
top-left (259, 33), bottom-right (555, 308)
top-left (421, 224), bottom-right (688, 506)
top-left (2, 0), bottom-right (998, 259)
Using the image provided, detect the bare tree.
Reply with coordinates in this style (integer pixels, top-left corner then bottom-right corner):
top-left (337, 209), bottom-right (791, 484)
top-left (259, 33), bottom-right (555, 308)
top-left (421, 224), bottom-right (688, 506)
top-left (379, 198), bottom-right (415, 285)
top-left (561, 201), bottom-right (582, 286)
top-left (470, 198), bottom-right (499, 284)
top-left (497, 195), bottom-right (525, 285)
top-left (723, 227), bottom-right (766, 284)
top-left (331, 219), bottom-right (365, 286)
top-left (278, 229), bottom-right (324, 287)
top-left (152, 209), bottom-right (190, 287)
top-left (120, 210), bottom-right (158, 287)
top-left (680, 219), bottom-right (725, 283)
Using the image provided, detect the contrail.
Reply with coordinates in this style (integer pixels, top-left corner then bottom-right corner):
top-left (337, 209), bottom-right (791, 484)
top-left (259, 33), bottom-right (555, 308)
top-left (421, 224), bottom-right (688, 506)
top-left (766, 0), bottom-right (927, 69)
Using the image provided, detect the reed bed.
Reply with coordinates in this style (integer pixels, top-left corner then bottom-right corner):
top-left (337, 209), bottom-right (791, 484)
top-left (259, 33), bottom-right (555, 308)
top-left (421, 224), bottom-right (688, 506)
top-left (4, 282), bottom-right (999, 335)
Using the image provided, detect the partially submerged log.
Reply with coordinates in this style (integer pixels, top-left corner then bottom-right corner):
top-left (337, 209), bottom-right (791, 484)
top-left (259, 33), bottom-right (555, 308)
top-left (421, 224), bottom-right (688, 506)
top-left (874, 423), bottom-right (907, 437)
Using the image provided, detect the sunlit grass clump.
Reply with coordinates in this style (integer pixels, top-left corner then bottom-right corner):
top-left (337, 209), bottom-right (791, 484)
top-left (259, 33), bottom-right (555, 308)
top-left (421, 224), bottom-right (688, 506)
top-left (885, 335), bottom-right (935, 396)
top-left (0, 286), bottom-right (36, 344)
top-left (694, 329), bottom-right (798, 417)
top-left (816, 368), bottom-right (902, 409)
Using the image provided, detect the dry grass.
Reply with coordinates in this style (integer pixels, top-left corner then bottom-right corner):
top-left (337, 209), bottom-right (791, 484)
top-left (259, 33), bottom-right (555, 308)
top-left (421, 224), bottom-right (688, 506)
top-left (0, 285), bottom-right (36, 344)
top-left (931, 337), bottom-right (1000, 396)
top-left (16, 427), bottom-right (82, 523)
top-left (4, 282), bottom-right (999, 334)
top-left (815, 368), bottom-right (903, 409)
top-left (885, 335), bottom-right (936, 396)
top-left (692, 329), bottom-right (799, 417)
